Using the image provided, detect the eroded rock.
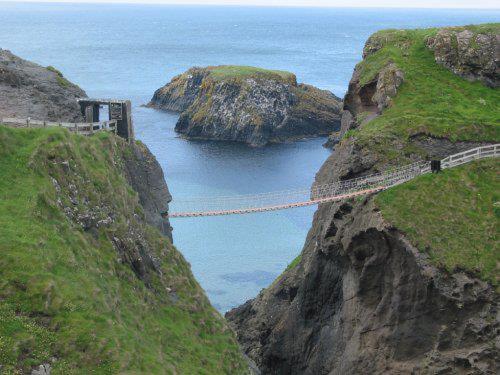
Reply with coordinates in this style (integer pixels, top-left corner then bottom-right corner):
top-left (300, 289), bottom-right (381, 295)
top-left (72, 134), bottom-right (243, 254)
top-left (227, 26), bottom-right (499, 374)
top-left (149, 66), bottom-right (342, 147)
top-left (427, 27), bottom-right (499, 87)
top-left (0, 49), bottom-right (86, 121)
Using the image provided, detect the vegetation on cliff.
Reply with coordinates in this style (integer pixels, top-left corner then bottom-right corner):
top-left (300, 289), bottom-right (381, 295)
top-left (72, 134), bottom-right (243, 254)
top-left (0, 126), bottom-right (247, 374)
top-left (227, 24), bottom-right (499, 374)
top-left (377, 158), bottom-right (499, 287)
top-left (206, 65), bottom-right (297, 84)
top-left (346, 24), bottom-right (499, 163)
top-left (149, 65), bottom-right (341, 146)
top-left (344, 24), bottom-right (499, 281)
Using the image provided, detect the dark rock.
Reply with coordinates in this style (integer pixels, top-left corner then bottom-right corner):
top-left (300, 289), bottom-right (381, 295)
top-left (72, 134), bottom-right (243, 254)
top-left (226, 197), bottom-right (499, 374)
top-left (343, 62), bottom-right (403, 123)
top-left (426, 27), bottom-right (499, 87)
top-left (31, 364), bottom-right (51, 375)
top-left (227, 26), bottom-right (500, 375)
top-left (0, 49), bottom-right (86, 121)
top-left (121, 141), bottom-right (173, 241)
top-left (149, 67), bottom-right (210, 112)
top-left (148, 66), bottom-right (342, 147)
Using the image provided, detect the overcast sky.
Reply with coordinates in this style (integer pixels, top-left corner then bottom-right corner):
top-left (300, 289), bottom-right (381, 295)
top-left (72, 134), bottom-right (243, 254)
top-left (3, 0), bottom-right (500, 9)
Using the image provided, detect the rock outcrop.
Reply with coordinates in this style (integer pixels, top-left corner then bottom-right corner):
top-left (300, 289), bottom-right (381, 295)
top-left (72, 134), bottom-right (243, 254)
top-left (341, 63), bottom-right (403, 136)
top-left (0, 49), bottom-right (86, 121)
top-left (323, 40), bottom-right (404, 150)
top-left (227, 25), bottom-right (499, 374)
top-left (426, 26), bottom-right (499, 88)
top-left (43, 135), bottom-right (173, 287)
top-left (149, 66), bottom-right (342, 146)
top-left (0, 50), bottom-right (173, 241)
top-left (121, 141), bottom-right (173, 241)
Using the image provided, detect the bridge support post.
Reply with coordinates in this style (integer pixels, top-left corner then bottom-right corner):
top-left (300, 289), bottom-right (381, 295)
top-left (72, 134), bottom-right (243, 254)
top-left (112, 100), bottom-right (133, 142)
top-left (78, 99), bottom-right (134, 142)
top-left (92, 104), bottom-right (100, 122)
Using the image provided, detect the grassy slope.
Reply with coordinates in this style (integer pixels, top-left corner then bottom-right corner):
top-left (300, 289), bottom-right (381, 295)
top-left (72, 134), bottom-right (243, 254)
top-left (350, 24), bottom-right (500, 285)
top-left (0, 127), bottom-right (247, 374)
top-left (185, 65), bottom-right (299, 127)
top-left (349, 24), bottom-right (500, 163)
top-left (376, 159), bottom-right (499, 287)
top-left (206, 65), bottom-right (296, 84)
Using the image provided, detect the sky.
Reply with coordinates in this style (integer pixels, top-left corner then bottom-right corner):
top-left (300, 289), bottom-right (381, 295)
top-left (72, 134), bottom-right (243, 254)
top-left (2, 0), bottom-right (499, 9)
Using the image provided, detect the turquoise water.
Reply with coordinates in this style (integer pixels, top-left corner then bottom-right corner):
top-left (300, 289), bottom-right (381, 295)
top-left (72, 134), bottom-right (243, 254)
top-left (1, 2), bottom-right (498, 311)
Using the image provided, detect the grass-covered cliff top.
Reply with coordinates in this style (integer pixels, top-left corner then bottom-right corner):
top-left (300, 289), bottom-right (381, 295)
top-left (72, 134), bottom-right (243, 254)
top-left (348, 24), bottom-right (499, 287)
top-left (0, 126), bottom-right (247, 374)
top-left (376, 158), bottom-right (499, 288)
top-left (206, 65), bottom-right (297, 84)
top-left (348, 24), bottom-right (499, 162)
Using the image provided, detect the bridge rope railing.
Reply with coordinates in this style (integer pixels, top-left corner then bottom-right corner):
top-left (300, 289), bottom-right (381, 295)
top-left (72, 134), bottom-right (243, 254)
top-left (168, 143), bottom-right (499, 218)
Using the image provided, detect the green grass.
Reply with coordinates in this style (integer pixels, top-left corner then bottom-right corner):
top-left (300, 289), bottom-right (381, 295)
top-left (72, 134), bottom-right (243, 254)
top-left (376, 159), bottom-right (499, 287)
top-left (0, 126), bottom-right (247, 374)
top-left (206, 65), bottom-right (296, 84)
top-left (285, 255), bottom-right (302, 272)
top-left (46, 66), bottom-right (71, 88)
top-left (343, 24), bottom-right (500, 287)
top-left (346, 25), bottom-right (500, 164)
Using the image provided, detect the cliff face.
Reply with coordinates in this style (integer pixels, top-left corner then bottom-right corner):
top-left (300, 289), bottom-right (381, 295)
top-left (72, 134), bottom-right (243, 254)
top-left (121, 141), bottom-right (173, 241)
top-left (0, 54), bottom-right (247, 373)
top-left (0, 49), bottom-right (171, 240)
top-left (149, 66), bottom-right (342, 147)
top-left (227, 25), bottom-right (499, 374)
top-left (0, 128), bottom-right (249, 374)
top-left (0, 49), bottom-right (86, 121)
top-left (426, 25), bottom-right (499, 88)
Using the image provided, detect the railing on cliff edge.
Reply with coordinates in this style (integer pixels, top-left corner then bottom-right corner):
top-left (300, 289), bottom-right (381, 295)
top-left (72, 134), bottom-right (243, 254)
top-left (167, 144), bottom-right (499, 218)
top-left (1, 117), bottom-right (117, 135)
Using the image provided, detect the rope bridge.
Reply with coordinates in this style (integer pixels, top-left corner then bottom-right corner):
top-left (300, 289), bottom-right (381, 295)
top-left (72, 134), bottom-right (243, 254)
top-left (168, 144), bottom-right (499, 218)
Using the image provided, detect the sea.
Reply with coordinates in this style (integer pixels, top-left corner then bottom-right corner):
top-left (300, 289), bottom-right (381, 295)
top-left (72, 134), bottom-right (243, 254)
top-left (0, 2), bottom-right (498, 312)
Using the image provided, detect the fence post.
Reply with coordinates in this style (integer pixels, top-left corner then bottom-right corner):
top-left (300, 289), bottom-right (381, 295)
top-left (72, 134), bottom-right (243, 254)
top-left (74, 123), bottom-right (78, 134)
top-left (431, 160), bottom-right (441, 173)
top-left (26, 118), bottom-right (31, 128)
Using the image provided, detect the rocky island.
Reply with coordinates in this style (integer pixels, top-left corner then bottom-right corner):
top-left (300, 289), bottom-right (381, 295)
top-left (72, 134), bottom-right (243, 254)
top-left (227, 24), bottom-right (500, 374)
top-left (148, 65), bottom-right (342, 146)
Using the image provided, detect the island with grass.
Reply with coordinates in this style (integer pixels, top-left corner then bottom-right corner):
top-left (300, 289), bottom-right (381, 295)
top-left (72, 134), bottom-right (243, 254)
top-left (227, 23), bottom-right (500, 374)
top-left (148, 65), bottom-right (342, 146)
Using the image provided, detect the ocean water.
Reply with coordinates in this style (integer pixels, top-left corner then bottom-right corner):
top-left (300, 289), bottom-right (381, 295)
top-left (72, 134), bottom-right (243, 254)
top-left (1, 2), bottom-right (498, 311)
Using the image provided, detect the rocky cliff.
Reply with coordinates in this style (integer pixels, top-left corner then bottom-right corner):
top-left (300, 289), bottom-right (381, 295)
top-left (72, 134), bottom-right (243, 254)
top-left (0, 49), bottom-right (86, 121)
top-left (149, 66), bottom-right (342, 146)
top-left (121, 141), bottom-right (173, 241)
top-left (0, 54), bottom-right (248, 373)
top-left (227, 24), bottom-right (499, 374)
top-left (0, 49), bottom-right (173, 241)
top-left (426, 24), bottom-right (499, 88)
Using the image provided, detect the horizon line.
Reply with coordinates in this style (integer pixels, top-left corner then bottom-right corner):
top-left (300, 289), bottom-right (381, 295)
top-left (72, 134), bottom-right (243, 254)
top-left (1, 1), bottom-right (500, 10)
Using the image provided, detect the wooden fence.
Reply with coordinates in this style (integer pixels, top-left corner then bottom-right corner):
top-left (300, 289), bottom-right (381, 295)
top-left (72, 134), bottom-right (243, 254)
top-left (1, 117), bottom-right (117, 136)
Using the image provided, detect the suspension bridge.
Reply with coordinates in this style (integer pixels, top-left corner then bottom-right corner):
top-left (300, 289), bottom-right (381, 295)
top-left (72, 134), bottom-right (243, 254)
top-left (167, 144), bottom-right (499, 218)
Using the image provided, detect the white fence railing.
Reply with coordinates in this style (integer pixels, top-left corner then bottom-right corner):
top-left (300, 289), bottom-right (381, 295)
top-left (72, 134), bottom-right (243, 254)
top-left (441, 144), bottom-right (499, 169)
top-left (1, 117), bottom-right (117, 135)
top-left (169, 143), bottom-right (500, 217)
